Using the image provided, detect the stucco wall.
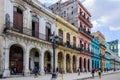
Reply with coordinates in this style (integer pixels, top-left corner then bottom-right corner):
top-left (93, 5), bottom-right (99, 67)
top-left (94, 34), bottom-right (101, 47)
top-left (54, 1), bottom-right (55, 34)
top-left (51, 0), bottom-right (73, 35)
top-left (0, 0), bottom-right (4, 76)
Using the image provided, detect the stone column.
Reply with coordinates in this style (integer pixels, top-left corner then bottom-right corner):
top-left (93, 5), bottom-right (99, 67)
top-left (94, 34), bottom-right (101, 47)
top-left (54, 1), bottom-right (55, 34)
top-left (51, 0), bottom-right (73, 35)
top-left (40, 49), bottom-right (44, 75)
top-left (70, 55), bottom-right (73, 73)
top-left (24, 48), bottom-right (30, 76)
top-left (76, 56), bottom-right (79, 70)
top-left (63, 53), bottom-right (66, 73)
top-left (51, 53), bottom-right (53, 73)
top-left (55, 50), bottom-right (58, 69)
top-left (3, 48), bottom-right (10, 77)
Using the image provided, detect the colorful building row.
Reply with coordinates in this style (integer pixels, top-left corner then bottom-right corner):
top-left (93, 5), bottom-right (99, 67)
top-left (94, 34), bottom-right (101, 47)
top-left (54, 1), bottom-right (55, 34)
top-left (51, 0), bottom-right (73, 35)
top-left (0, 0), bottom-right (120, 78)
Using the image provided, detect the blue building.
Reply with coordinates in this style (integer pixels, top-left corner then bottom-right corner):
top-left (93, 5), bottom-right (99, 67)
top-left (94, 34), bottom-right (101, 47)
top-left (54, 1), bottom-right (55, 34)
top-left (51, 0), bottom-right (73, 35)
top-left (105, 43), bottom-right (111, 70)
top-left (91, 38), bottom-right (100, 69)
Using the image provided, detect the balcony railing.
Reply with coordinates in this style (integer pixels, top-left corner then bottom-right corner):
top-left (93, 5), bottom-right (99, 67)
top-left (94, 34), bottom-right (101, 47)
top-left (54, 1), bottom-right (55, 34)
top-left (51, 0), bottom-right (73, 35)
top-left (81, 49), bottom-right (91, 54)
top-left (79, 12), bottom-right (92, 27)
top-left (4, 22), bottom-right (51, 42)
top-left (91, 52), bottom-right (100, 57)
top-left (58, 41), bottom-right (82, 51)
top-left (78, 26), bottom-right (92, 37)
top-left (79, 12), bottom-right (91, 23)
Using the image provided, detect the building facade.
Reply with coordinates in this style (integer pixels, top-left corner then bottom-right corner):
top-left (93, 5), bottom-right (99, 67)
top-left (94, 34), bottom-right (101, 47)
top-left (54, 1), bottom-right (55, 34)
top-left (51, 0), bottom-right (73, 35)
top-left (105, 43), bottom-right (111, 70)
top-left (92, 31), bottom-right (106, 70)
top-left (49, 0), bottom-right (92, 72)
top-left (1, 0), bottom-right (57, 77)
top-left (91, 37), bottom-right (100, 69)
top-left (107, 40), bottom-right (119, 56)
top-left (55, 15), bottom-right (80, 73)
top-left (0, 0), bottom-right (4, 77)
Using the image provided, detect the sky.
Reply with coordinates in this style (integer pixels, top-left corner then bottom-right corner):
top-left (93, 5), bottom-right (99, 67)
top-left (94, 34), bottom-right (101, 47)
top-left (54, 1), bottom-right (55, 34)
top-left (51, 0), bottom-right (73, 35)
top-left (39, 0), bottom-right (120, 55)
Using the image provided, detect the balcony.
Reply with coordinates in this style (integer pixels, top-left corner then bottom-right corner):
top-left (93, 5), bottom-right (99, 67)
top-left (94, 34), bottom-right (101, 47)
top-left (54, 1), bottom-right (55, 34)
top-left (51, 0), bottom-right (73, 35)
top-left (81, 49), bottom-right (91, 55)
top-left (91, 52), bottom-right (100, 57)
top-left (78, 26), bottom-right (92, 39)
top-left (4, 22), bottom-right (51, 42)
top-left (57, 41), bottom-right (82, 52)
top-left (78, 12), bottom-right (92, 28)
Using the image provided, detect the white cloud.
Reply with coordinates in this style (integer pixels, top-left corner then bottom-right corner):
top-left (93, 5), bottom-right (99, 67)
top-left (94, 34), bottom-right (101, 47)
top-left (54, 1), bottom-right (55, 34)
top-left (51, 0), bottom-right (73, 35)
top-left (91, 20), bottom-right (100, 29)
top-left (83, 0), bottom-right (95, 9)
top-left (109, 26), bottom-right (120, 31)
top-left (82, 0), bottom-right (120, 31)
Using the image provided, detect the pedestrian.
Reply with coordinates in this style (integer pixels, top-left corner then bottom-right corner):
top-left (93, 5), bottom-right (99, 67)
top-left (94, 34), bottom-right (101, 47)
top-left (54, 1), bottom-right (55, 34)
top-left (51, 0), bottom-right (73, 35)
top-left (44, 67), bottom-right (47, 75)
top-left (33, 66), bottom-right (39, 77)
top-left (56, 67), bottom-right (59, 76)
top-left (91, 69), bottom-right (95, 78)
top-left (77, 67), bottom-right (80, 75)
top-left (98, 69), bottom-right (102, 78)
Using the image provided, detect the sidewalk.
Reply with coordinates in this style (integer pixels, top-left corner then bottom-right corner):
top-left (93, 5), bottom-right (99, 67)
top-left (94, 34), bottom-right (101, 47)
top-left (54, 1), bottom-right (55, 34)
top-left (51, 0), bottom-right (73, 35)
top-left (0, 70), bottom-right (119, 80)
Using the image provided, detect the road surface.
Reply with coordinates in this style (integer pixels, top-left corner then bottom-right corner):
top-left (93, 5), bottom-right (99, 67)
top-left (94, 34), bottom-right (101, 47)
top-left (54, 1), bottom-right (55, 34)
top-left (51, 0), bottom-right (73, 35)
top-left (85, 72), bottom-right (120, 80)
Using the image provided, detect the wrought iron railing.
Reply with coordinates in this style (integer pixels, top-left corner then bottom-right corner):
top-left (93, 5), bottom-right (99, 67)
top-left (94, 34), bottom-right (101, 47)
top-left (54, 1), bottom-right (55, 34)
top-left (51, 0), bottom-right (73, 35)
top-left (58, 41), bottom-right (82, 51)
top-left (78, 27), bottom-right (92, 37)
top-left (4, 22), bottom-right (51, 42)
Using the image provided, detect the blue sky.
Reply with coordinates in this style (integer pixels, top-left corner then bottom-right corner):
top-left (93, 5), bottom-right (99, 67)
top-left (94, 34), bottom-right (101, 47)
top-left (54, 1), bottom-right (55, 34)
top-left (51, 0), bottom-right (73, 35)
top-left (39, 0), bottom-right (120, 54)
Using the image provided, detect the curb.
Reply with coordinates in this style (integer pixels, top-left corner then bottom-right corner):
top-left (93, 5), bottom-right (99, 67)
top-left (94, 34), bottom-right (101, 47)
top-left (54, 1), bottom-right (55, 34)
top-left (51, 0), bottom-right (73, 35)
top-left (76, 71), bottom-right (120, 80)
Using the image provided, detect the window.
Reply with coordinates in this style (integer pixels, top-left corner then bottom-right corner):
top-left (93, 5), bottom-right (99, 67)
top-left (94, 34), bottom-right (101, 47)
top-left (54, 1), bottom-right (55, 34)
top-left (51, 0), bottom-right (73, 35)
top-left (13, 6), bottom-right (23, 32)
top-left (58, 29), bottom-right (63, 43)
top-left (73, 36), bottom-right (76, 47)
top-left (66, 33), bottom-right (70, 46)
top-left (14, 6), bottom-right (23, 14)
top-left (32, 16), bottom-right (39, 38)
top-left (72, 23), bottom-right (74, 26)
top-left (46, 22), bottom-right (51, 41)
top-left (84, 43), bottom-right (86, 50)
top-left (71, 11), bottom-right (73, 15)
top-left (66, 33), bottom-right (70, 42)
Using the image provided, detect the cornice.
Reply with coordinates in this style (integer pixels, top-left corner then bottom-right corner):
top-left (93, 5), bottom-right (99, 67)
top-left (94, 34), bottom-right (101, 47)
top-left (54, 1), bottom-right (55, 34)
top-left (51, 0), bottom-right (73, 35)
top-left (56, 15), bottom-right (78, 33)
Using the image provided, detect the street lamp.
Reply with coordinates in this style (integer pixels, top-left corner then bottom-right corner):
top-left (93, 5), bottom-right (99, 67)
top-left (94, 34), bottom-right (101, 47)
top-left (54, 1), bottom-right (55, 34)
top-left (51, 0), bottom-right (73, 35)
top-left (50, 32), bottom-right (61, 80)
top-left (113, 58), bottom-right (115, 71)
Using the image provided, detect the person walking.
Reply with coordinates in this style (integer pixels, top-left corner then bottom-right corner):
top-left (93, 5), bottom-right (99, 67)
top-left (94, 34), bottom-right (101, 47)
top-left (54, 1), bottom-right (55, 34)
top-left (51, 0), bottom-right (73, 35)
top-left (77, 67), bottom-right (80, 75)
top-left (33, 66), bottom-right (39, 77)
top-left (98, 69), bottom-right (102, 78)
top-left (91, 69), bottom-right (95, 78)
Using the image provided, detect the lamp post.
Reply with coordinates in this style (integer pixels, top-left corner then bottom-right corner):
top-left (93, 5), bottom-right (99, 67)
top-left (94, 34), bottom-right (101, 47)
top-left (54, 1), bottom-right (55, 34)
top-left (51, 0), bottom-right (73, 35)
top-left (113, 58), bottom-right (115, 71)
top-left (50, 32), bottom-right (60, 80)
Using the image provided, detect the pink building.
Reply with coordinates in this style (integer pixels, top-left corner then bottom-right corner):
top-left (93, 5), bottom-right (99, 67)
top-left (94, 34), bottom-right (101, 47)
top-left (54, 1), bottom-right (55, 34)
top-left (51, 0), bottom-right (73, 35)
top-left (78, 1), bottom-right (93, 72)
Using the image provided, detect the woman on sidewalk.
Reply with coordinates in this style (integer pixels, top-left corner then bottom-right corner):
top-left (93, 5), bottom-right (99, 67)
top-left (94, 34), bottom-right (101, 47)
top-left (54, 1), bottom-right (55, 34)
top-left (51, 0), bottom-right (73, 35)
top-left (91, 69), bottom-right (95, 78)
top-left (98, 69), bottom-right (102, 78)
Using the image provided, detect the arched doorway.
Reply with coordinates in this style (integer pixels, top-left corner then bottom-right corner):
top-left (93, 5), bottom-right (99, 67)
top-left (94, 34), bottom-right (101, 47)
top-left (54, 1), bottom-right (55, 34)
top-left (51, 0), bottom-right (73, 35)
top-left (66, 54), bottom-right (71, 73)
top-left (44, 51), bottom-right (51, 73)
top-left (9, 44), bottom-right (23, 75)
top-left (79, 57), bottom-right (82, 72)
top-left (29, 48), bottom-right (39, 72)
top-left (73, 55), bottom-right (77, 72)
top-left (84, 58), bottom-right (86, 72)
top-left (58, 52), bottom-right (64, 72)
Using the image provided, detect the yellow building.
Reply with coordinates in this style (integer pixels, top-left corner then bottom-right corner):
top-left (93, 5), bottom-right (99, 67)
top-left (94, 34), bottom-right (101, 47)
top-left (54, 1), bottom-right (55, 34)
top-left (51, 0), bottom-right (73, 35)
top-left (55, 15), bottom-right (80, 73)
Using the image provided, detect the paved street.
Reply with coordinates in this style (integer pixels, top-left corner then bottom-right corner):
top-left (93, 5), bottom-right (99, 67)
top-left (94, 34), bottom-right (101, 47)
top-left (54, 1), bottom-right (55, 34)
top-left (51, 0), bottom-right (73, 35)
top-left (85, 72), bottom-right (120, 80)
top-left (0, 71), bottom-right (120, 80)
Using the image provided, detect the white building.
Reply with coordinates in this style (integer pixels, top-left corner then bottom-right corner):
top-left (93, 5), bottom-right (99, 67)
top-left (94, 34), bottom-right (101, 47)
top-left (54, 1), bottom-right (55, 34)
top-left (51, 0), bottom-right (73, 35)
top-left (0, 0), bottom-right (56, 77)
